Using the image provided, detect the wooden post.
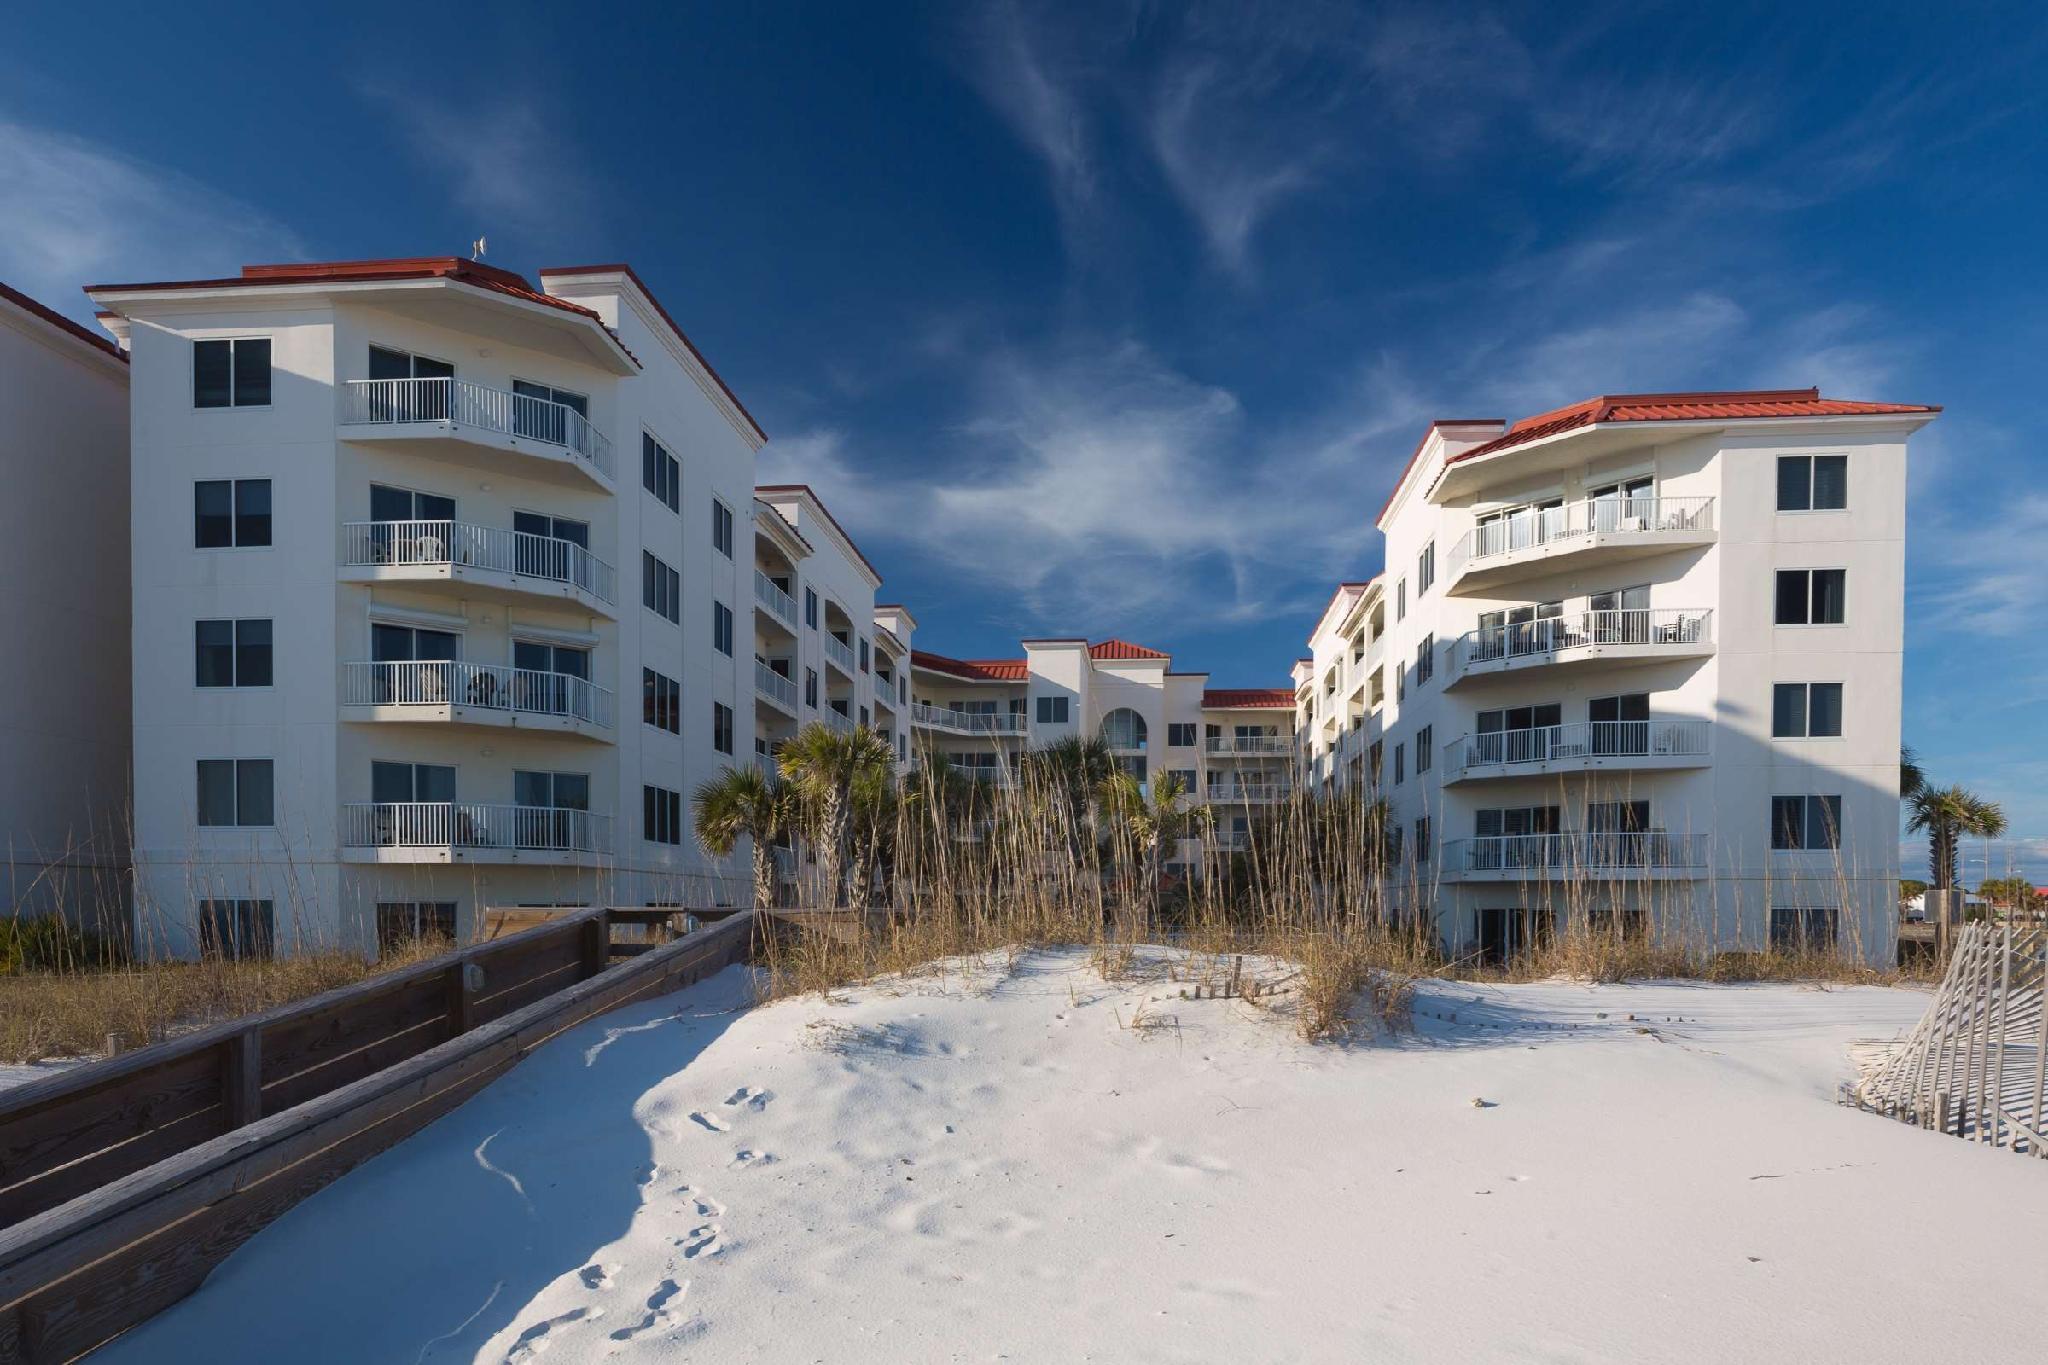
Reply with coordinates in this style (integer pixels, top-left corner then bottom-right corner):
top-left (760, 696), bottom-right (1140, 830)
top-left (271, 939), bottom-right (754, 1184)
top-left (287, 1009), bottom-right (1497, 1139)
top-left (222, 1028), bottom-right (262, 1130)
top-left (445, 959), bottom-right (479, 1039)
top-left (1936, 1091), bottom-right (1951, 1138)
top-left (580, 909), bottom-right (611, 980)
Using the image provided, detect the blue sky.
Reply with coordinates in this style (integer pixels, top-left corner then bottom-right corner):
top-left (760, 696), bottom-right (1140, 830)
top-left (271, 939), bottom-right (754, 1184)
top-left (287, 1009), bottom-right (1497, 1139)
top-left (5, 2), bottom-right (2045, 875)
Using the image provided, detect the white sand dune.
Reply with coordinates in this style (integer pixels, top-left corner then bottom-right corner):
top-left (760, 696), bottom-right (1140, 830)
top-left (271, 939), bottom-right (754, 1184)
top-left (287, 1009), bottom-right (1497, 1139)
top-left (100, 948), bottom-right (2048, 1363)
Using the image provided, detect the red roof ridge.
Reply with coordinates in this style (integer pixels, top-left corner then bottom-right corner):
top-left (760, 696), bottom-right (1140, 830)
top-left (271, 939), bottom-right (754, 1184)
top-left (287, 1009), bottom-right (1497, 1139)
top-left (1203, 688), bottom-right (1297, 709)
top-left (911, 649), bottom-right (1028, 681)
top-left (2, 280), bottom-right (127, 362)
top-left (1089, 638), bottom-right (1171, 660)
top-left (541, 263), bottom-right (765, 444)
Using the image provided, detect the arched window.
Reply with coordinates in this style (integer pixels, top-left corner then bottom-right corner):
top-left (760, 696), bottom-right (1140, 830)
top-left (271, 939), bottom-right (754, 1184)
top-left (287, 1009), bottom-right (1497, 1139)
top-left (1099, 708), bottom-right (1148, 750)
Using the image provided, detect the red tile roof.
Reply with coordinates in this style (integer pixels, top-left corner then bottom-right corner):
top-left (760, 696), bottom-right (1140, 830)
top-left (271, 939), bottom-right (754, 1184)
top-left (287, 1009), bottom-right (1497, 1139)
top-left (1, 280), bottom-right (127, 362)
top-left (1444, 388), bottom-right (1941, 468)
top-left (1088, 638), bottom-right (1170, 661)
top-left (911, 650), bottom-right (1028, 682)
top-left (1202, 688), bottom-right (1296, 709)
top-left (541, 263), bottom-right (765, 444)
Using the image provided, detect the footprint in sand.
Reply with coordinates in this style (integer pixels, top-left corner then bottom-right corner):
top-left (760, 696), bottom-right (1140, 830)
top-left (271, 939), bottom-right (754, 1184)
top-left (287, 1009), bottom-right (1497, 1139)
top-left (504, 1306), bottom-right (601, 1362)
top-left (576, 1263), bottom-right (617, 1290)
top-left (723, 1086), bottom-right (773, 1111)
top-left (731, 1148), bottom-right (774, 1167)
top-left (688, 1111), bottom-right (730, 1133)
top-left (609, 1278), bottom-right (691, 1342)
top-left (679, 1223), bottom-right (723, 1259)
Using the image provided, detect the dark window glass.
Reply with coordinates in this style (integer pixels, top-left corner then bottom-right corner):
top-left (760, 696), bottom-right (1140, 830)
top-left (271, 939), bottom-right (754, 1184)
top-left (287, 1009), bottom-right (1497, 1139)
top-left (712, 500), bottom-right (734, 557)
top-left (197, 760), bottom-right (237, 825)
top-left (237, 619), bottom-right (273, 687)
top-left (194, 340), bottom-right (232, 408)
top-left (376, 902), bottom-right (457, 951)
top-left (195, 620), bottom-right (235, 686)
top-left (1771, 683), bottom-right (1807, 738)
top-left (1810, 569), bottom-right (1846, 624)
top-left (236, 759), bottom-right (275, 826)
top-left (714, 701), bottom-right (734, 754)
top-left (1808, 683), bottom-right (1843, 737)
top-left (1807, 794), bottom-right (1841, 849)
top-left (804, 588), bottom-right (818, 628)
top-left (713, 602), bottom-right (733, 656)
top-left (805, 669), bottom-right (818, 708)
top-left (195, 481), bottom-right (234, 547)
top-left (232, 339), bottom-right (271, 406)
top-left (200, 899), bottom-right (275, 960)
top-left (1775, 455), bottom-right (1811, 511)
top-left (235, 480), bottom-right (272, 545)
top-left (1775, 571), bottom-right (1809, 624)
top-left (1811, 455), bottom-right (1847, 509)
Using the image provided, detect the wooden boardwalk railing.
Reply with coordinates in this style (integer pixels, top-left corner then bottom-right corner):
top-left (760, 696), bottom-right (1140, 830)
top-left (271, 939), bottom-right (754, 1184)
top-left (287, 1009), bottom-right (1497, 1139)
top-left (0, 908), bottom-right (769, 1363)
top-left (1849, 922), bottom-right (2047, 1156)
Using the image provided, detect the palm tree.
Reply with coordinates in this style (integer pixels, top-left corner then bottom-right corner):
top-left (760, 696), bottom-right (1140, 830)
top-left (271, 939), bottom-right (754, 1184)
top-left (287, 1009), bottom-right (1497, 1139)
top-left (1023, 735), bottom-right (1114, 865)
top-left (777, 723), bottom-right (896, 906)
top-left (1905, 783), bottom-right (2007, 890)
top-left (691, 764), bottom-right (789, 909)
top-left (844, 762), bottom-right (898, 910)
top-left (1096, 770), bottom-right (1213, 911)
top-left (1899, 746), bottom-right (1926, 800)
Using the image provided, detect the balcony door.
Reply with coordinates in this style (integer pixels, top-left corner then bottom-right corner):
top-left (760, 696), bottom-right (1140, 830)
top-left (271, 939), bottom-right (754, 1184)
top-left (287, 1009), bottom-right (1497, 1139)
top-left (368, 346), bottom-right (454, 421)
top-left (1476, 703), bottom-right (1562, 763)
top-left (1588, 584), bottom-right (1650, 643)
top-left (1473, 805), bottom-right (1559, 869)
top-left (512, 511), bottom-right (589, 582)
top-left (1588, 693), bottom-right (1650, 755)
top-left (1587, 798), bottom-right (1651, 866)
top-left (371, 760), bottom-right (456, 846)
top-left (1587, 477), bottom-right (1654, 533)
top-left (371, 622), bottom-right (460, 703)
top-left (1477, 599), bottom-right (1563, 660)
top-left (368, 484), bottom-right (457, 565)
top-left (515, 770), bottom-right (590, 850)
top-left (513, 640), bottom-right (589, 716)
top-left (512, 380), bottom-right (588, 445)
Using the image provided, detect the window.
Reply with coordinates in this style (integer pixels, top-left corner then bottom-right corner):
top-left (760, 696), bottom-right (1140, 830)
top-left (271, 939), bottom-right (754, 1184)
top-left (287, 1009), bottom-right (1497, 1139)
top-left (1417, 541), bottom-right (1435, 594)
top-left (1771, 794), bottom-right (1842, 850)
top-left (712, 499), bottom-right (734, 558)
top-left (1770, 906), bottom-right (1840, 951)
top-left (643, 668), bottom-right (680, 734)
top-left (1416, 635), bottom-right (1434, 685)
top-left (1775, 569), bottom-right (1846, 625)
top-left (1393, 742), bottom-right (1405, 785)
top-left (859, 638), bottom-right (870, 673)
top-left (643, 552), bottom-right (680, 623)
top-left (1414, 816), bottom-right (1431, 862)
top-left (372, 760), bottom-right (456, 806)
top-left (713, 601), bottom-right (734, 656)
top-left (1167, 722), bottom-right (1198, 748)
top-left (1776, 455), bottom-right (1848, 512)
top-left (1417, 725), bottom-right (1433, 773)
top-left (1169, 768), bottom-right (1197, 793)
top-left (195, 619), bottom-right (272, 688)
top-left (510, 379), bottom-right (588, 445)
top-left (1773, 682), bottom-right (1843, 739)
top-left (1396, 577), bottom-right (1407, 621)
top-left (1396, 665), bottom-right (1406, 703)
top-left (1099, 708), bottom-right (1148, 750)
top-left (199, 899), bottom-right (274, 960)
top-left (641, 434), bottom-right (680, 512)
top-left (644, 786), bottom-right (683, 845)
top-left (1036, 695), bottom-right (1070, 725)
top-left (377, 902), bottom-right (457, 951)
top-left (197, 758), bottom-right (274, 827)
top-left (193, 338), bottom-right (270, 408)
top-left (1368, 740), bottom-right (1383, 785)
top-left (195, 479), bottom-right (271, 548)
top-left (805, 668), bottom-right (819, 709)
top-left (714, 701), bottom-right (734, 755)
top-left (859, 705), bottom-right (870, 728)
top-left (804, 588), bottom-right (818, 628)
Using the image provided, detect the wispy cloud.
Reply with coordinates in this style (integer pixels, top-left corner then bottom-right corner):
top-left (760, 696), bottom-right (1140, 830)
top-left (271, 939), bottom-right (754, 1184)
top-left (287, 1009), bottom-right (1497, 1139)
top-left (961, 2), bottom-right (1099, 243)
top-left (0, 119), bottom-right (302, 321)
top-left (1145, 57), bottom-right (1319, 276)
top-left (357, 82), bottom-right (592, 245)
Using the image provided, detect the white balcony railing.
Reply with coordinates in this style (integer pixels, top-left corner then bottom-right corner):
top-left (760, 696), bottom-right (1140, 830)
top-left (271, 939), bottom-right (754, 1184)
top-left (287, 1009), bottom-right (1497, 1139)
top-left (822, 706), bottom-right (855, 732)
top-left (755, 659), bottom-right (797, 710)
top-left (753, 570), bottom-right (798, 629)
top-left (1449, 832), bottom-right (1706, 874)
top-left (1206, 783), bottom-right (1291, 802)
top-left (340, 661), bottom-right (614, 729)
top-left (822, 633), bottom-right (857, 675)
top-left (340, 802), bottom-right (611, 854)
top-left (909, 702), bottom-right (1027, 736)
top-left (755, 751), bottom-right (780, 780)
top-left (340, 520), bottom-right (617, 606)
top-left (1204, 735), bottom-right (1291, 756)
top-left (1448, 495), bottom-right (1715, 579)
top-left (1453, 607), bottom-right (1712, 676)
top-left (340, 378), bottom-right (615, 481)
top-left (1444, 719), bottom-right (1710, 777)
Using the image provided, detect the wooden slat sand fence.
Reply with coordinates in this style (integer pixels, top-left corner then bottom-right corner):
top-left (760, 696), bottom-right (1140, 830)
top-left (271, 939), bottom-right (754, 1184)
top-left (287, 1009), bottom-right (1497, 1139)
top-left (1849, 922), bottom-right (2047, 1156)
top-left (0, 909), bottom-right (769, 1363)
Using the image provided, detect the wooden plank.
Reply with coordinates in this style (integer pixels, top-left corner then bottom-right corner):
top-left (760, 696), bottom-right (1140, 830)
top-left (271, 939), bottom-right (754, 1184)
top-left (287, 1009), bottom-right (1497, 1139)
top-left (222, 1031), bottom-right (261, 1131)
top-left (581, 909), bottom-right (611, 980)
top-left (473, 960), bottom-right (583, 1028)
top-left (257, 972), bottom-right (446, 1089)
top-left (469, 927), bottom-right (584, 999)
top-left (446, 960), bottom-right (477, 1039)
top-left (0, 1105), bottom-right (226, 1234)
top-left (0, 1049), bottom-right (223, 1214)
top-left (258, 1014), bottom-right (449, 1118)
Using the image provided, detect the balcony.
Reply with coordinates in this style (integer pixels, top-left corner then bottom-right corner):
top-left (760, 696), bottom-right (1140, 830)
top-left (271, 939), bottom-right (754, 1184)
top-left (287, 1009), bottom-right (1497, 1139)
top-left (340, 520), bottom-right (617, 618)
top-left (1444, 832), bottom-right (1709, 882)
top-left (756, 751), bottom-right (780, 780)
top-left (753, 570), bottom-right (798, 633)
top-left (1447, 607), bottom-right (1713, 688)
top-left (755, 659), bottom-right (797, 716)
top-left (823, 633), bottom-right (857, 678)
top-left (822, 706), bottom-right (856, 732)
top-left (1206, 782), bottom-right (1290, 804)
top-left (910, 702), bottom-right (1026, 736)
top-left (339, 378), bottom-right (614, 490)
top-left (340, 662), bottom-right (614, 740)
top-left (340, 802), bottom-right (611, 865)
top-left (1443, 719), bottom-right (1711, 783)
top-left (948, 762), bottom-right (1014, 788)
top-left (1205, 735), bottom-right (1292, 757)
top-left (1446, 496), bottom-right (1715, 595)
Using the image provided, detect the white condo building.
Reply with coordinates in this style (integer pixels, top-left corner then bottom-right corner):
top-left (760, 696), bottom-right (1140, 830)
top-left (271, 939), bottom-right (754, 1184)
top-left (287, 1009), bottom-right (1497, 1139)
top-left (0, 283), bottom-right (133, 924)
top-left (88, 256), bottom-right (807, 955)
top-left (909, 639), bottom-right (1295, 853)
top-left (1296, 388), bottom-right (1939, 963)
